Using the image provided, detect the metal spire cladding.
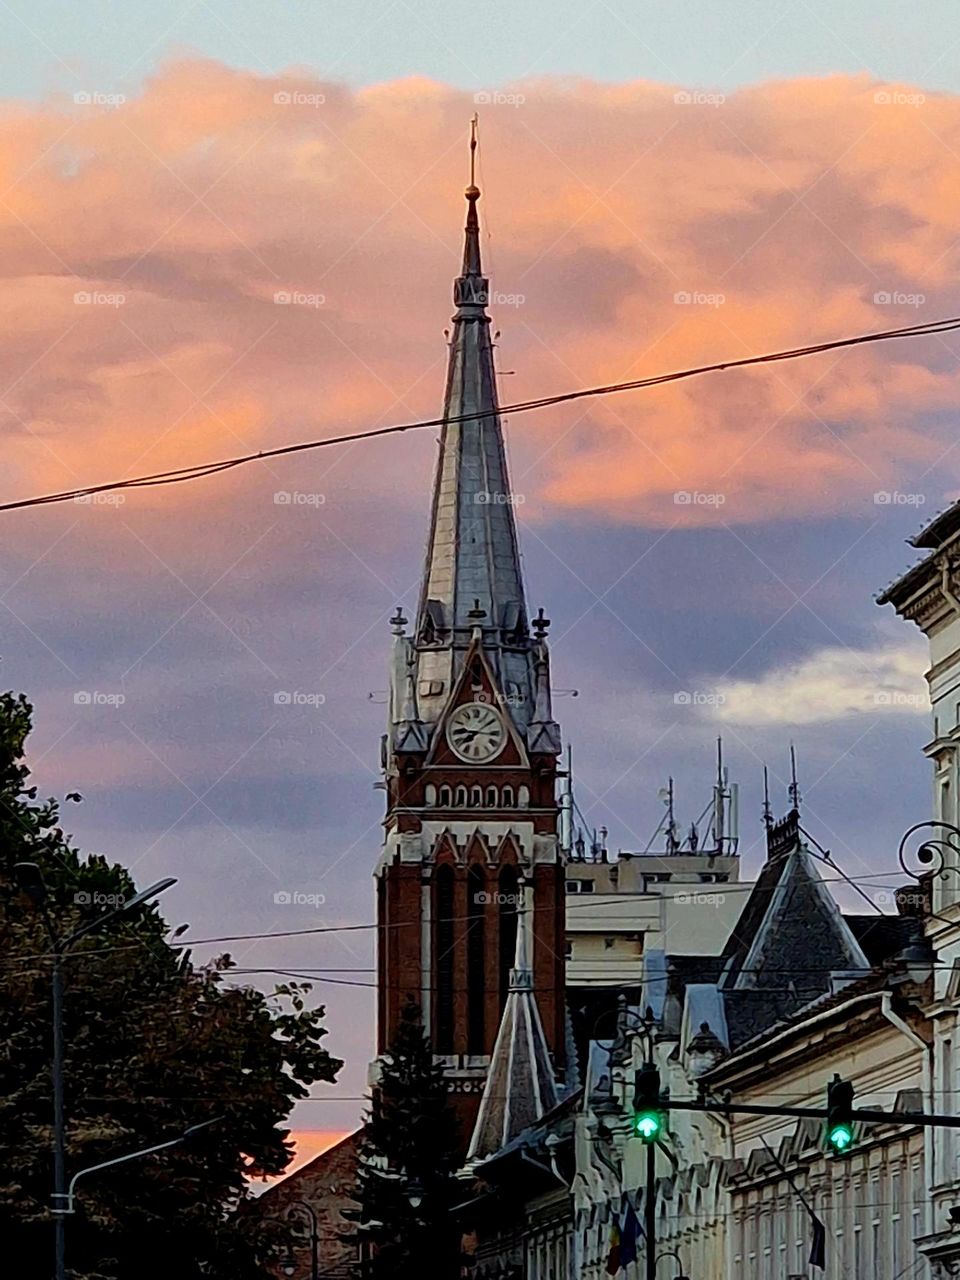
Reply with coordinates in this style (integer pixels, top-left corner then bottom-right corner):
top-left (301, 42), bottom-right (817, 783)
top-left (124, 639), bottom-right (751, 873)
top-left (414, 127), bottom-right (533, 724)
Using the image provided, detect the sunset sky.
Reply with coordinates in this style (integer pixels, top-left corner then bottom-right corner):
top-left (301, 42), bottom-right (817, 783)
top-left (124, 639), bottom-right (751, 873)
top-left (2, 2), bottom-right (958, 1154)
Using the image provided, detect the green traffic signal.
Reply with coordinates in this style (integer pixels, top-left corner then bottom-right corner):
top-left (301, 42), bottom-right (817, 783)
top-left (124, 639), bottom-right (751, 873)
top-left (634, 1112), bottom-right (662, 1140)
top-left (633, 1063), bottom-right (665, 1144)
top-left (827, 1122), bottom-right (853, 1152)
top-left (826, 1074), bottom-right (855, 1153)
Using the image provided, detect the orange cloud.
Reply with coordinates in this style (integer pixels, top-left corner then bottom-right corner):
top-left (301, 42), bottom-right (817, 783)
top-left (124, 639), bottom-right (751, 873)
top-left (3, 64), bottom-right (960, 529)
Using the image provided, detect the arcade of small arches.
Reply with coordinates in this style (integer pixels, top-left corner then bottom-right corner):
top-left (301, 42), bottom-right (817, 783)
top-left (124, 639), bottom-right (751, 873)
top-left (425, 782), bottom-right (530, 809)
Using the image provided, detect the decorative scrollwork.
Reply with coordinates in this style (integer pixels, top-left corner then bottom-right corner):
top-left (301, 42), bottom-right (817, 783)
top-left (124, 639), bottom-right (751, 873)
top-left (898, 820), bottom-right (960, 883)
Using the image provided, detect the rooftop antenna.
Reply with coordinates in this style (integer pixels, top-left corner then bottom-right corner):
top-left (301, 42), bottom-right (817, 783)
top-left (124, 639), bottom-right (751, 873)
top-left (788, 744), bottom-right (802, 812)
top-left (762, 766), bottom-right (773, 831)
top-left (665, 777), bottom-right (679, 854)
top-left (712, 736), bottom-right (726, 853)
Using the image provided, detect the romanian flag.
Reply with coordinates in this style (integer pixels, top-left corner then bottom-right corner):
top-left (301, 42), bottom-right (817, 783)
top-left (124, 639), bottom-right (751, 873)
top-left (605, 1216), bottom-right (621, 1275)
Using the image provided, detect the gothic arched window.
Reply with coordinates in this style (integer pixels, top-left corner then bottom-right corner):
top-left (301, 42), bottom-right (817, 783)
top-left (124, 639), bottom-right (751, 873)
top-left (467, 863), bottom-right (486, 1054)
top-left (502, 785), bottom-right (514, 808)
top-left (439, 785), bottom-right (452, 807)
top-left (435, 865), bottom-right (455, 1054)
top-left (455, 785), bottom-right (468, 807)
top-left (498, 864), bottom-right (519, 1011)
top-left (471, 785), bottom-right (483, 808)
top-left (486, 786), bottom-right (498, 807)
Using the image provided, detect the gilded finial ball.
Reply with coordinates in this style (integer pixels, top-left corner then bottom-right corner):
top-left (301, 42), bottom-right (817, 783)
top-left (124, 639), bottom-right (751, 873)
top-left (465, 184), bottom-right (481, 200)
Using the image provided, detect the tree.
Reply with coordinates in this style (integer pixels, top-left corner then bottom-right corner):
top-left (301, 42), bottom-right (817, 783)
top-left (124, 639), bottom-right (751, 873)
top-left (0, 691), bottom-right (343, 1278)
top-left (354, 997), bottom-right (461, 1279)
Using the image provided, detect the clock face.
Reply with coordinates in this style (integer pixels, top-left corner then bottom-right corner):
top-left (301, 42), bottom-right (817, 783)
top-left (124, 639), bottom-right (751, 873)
top-left (446, 701), bottom-right (507, 763)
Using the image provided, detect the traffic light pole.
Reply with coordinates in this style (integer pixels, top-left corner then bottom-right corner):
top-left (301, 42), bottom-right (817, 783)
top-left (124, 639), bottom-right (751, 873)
top-left (645, 1140), bottom-right (656, 1280)
top-left (668, 1098), bottom-right (960, 1129)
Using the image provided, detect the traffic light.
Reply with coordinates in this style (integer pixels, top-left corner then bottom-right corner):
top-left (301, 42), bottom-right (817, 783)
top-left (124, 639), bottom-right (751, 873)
top-left (632, 1063), bottom-right (664, 1142)
top-left (826, 1074), bottom-right (854, 1153)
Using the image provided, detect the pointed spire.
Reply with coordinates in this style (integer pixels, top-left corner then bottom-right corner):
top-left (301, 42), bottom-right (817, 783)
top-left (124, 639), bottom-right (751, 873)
top-left (414, 119), bottom-right (534, 728)
top-left (466, 885), bottom-right (559, 1164)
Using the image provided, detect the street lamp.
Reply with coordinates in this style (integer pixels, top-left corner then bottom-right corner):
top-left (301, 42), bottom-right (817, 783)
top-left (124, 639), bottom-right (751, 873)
top-left (285, 1199), bottom-right (320, 1280)
top-left (14, 862), bottom-right (177, 1280)
top-left (655, 1249), bottom-right (690, 1280)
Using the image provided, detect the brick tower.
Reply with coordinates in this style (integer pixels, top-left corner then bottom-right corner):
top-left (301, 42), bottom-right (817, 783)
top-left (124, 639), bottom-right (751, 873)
top-left (375, 138), bottom-right (566, 1144)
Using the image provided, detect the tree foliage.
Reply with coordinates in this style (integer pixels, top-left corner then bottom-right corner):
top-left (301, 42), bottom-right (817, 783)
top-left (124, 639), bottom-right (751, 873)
top-left (0, 692), bottom-right (342, 1278)
top-left (354, 997), bottom-right (461, 1280)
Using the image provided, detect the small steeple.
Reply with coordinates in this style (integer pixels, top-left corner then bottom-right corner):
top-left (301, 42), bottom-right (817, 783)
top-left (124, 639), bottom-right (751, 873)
top-left (466, 885), bottom-right (559, 1164)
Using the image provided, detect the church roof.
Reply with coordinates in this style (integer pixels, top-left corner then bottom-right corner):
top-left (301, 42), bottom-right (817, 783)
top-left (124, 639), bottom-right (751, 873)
top-left (466, 898), bottom-right (559, 1165)
top-left (416, 174), bottom-right (527, 652)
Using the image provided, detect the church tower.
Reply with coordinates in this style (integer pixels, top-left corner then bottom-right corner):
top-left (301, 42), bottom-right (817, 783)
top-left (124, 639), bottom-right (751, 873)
top-left (375, 134), bottom-right (566, 1142)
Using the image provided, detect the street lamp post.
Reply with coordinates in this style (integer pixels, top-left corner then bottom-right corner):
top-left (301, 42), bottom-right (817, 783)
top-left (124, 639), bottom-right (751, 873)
top-left (14, 862), bottom-right (176, 1280)
top-left (284, 1199), bottom-right (320, 1280)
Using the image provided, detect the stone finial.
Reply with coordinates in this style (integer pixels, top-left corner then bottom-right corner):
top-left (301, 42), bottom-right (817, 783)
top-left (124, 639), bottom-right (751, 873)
top-left (390, 607), bottom-right (407, 637)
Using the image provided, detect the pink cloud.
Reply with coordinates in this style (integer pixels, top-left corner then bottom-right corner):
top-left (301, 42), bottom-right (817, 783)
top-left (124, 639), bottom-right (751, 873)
top-left (2, 63), bottom-right (960, 530)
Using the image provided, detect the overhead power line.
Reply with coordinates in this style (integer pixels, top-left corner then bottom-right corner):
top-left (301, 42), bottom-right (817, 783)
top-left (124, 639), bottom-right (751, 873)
top-left (3, 313), bottom-right (959, 514)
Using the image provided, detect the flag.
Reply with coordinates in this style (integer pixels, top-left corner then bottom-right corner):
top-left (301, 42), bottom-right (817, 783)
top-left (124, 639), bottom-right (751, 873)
top-left (809, 1216), bottom-right (826, 1269)
top-left (619, 1204), bottom-right (640, 1267)
top-left (605, 1217), bottom-right (621, 1275)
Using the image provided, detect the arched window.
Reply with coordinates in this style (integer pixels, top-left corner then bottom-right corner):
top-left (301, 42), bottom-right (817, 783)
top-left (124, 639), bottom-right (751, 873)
top-left (455, 785), bottom-right (468, 807)
top-left (518, 784), bottom-right (529, 809)
top-left (435, 866), bottom-right (455, 1053)
top-left (439, 785), bottom-right (452, 807)
top-left (498, 864), bottom-right (519, 1011)
top-left (425, 784), bottom-right (436, 806)
top-left (471, 785), bottom-right (483, 807)
top-left (467, 864), bottom-right (486, 1054)
top-left (486, 786), bottom-right (498, 807)
top-left (502, 785), bottom-right (514, 808)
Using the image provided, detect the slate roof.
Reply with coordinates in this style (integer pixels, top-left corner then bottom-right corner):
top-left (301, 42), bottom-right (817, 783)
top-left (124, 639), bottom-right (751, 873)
top-left (466, 905), bottom-right (559, 1165)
